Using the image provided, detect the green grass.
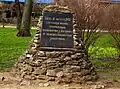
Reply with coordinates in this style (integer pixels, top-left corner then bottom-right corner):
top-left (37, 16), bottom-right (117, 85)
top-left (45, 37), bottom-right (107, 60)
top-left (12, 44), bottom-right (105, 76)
top-left (0, 28), bottom-right (35, 69)
top-left (95, 33), bottom-right (114, 47)
top-left (89, 33), bottom-right (119, 58)
top-left (0, 27), bottom-right (119, 70)
top-left (88, 33), bottom-right (120, 69)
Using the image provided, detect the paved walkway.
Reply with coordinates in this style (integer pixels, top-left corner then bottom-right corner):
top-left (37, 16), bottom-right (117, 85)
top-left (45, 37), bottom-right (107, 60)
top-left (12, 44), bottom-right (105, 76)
top-left (0, 25), bottom-right (37, 29)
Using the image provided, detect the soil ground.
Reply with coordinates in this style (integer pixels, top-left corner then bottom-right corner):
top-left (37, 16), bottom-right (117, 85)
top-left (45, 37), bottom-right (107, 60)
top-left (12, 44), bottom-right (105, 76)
top-left (0, 68), bottom-right (120, 89)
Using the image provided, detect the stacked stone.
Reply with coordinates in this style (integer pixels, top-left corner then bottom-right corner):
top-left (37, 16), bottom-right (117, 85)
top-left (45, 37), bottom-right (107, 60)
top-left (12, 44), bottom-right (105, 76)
top-left (17, 51), bottom-right (97, 83)
top-left (73, 16), bottom-right (84, 50)
top-left (16, 19), bottom-right (42, 80)
top-left (16, 5), bottom-right (98, 84)
top-left (43, 5), bottom-right (72, 13)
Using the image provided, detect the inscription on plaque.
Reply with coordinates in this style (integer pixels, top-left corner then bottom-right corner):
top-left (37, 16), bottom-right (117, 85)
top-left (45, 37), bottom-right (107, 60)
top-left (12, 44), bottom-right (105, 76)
top-left (40, 12), bottom-right (73, 48)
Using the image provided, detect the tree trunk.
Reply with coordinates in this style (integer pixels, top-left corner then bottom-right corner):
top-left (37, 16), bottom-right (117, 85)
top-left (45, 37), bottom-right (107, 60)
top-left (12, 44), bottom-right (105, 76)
top-left (17, 0), bottom-right (33, 37)
top-left (15, 0), bottom-right (22, 30)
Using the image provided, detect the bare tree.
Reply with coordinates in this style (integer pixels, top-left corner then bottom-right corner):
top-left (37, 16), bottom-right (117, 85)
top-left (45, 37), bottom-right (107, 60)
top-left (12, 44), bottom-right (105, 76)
top-left (0, 3), bottom-right (6, 28)
top-left (101, 4), bottom-right (120, 57)
top-left (56, 0), bottom-right (103, 57)
top-left (15, 0), bottom-right (22, 30)
top-left (17, 0), bottom-right (33, 37)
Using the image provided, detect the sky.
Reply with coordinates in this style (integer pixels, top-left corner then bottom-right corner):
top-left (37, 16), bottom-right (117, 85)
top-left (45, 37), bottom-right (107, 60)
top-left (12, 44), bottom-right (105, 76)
top-left (112, 0), bottom-right (120, 1)
top-left (0, 0), bottom-right (53, 3)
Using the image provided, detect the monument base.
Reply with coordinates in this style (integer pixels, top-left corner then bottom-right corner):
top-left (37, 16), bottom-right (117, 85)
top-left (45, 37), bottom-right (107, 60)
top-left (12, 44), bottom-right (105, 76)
top-left (16, 50), bottom-right (98, 84)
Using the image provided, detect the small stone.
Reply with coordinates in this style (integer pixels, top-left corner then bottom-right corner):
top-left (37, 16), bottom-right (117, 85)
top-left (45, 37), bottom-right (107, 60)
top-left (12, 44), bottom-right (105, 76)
top-left (64, 57), bottom-right (71, 61)
top-left (24, 75), bottom-right (32, 79)
top-left (35, 34), bottom-right (39, 37)
top-left (46, 52), bottom-right (61, 58)
top-left (63, 84), bottom-right (69, 87)
top-left (76, 53), bottom-right (81, 56)
top-left (39, 83), bottom-right (44, 87)
top-left (21, 72), bottom-right (26, 78)
top-left (29, 56), bottom-right (34, 61)
top-left (44, 83), bottom-right (50, 87)
top-left (71, 66), bottom-right (80, 72)
top-left (34, 39), bottom-right (39, 43)
top-left (86, 81), bottom-right (95, 85)
top-left (47, 58), bottom-right (56, 63)
top-left (38, 51), bottom-right (45, 57)
top-left (68, 88), bottom-right (76, 89)
top-left (74, 41), bottom-right (79, 46)
top-left (29, 49), bottom-right (37, 54)
top-left (37, 75), bottom-right (46, 80)
top-left (31, 75), bottom-right (36, 80)
top-left (33, 68), bottom-right (41, 75)
top-left (74, 37), bottom-right (79, 41)
top-left (56, 71), bottom-right (64, 78)
top-left (73, 29), bottom-right (76, 33)
top-left (26, 54), bottom-right (32, 58)
top-left (46, 70), bottom-right (56, 77)
top-left (31, 47), bottom-right (36, 50)
top-left (78, 44), bottom-right (82, 47)
top-left (31, 43), bottom-right (37, 48)
top-left (47, 77), bottom-right (55, 81)
top-left (38, 57), bottom-right (47, 60)
top-left (34, 60), bottom-right (42, 66)
top-left (73, 23), bottom-right (77, 27)
top-left (91, 85), bottom-right (105, 89)
top-left (20, 80), bottom-right (31, 86)
top-left (34, 68), bottom-right (46, 75)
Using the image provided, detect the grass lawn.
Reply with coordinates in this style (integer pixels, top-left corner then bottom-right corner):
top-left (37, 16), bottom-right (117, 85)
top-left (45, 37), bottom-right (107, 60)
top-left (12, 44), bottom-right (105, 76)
top-left (89, 33), bottom-right (118, 58)
top-left (0, 27), bottom-right (119, 70)
top-left (88, 33), bottom-right (119, 69)
top-left (0, 27), bottom-right (36, 69)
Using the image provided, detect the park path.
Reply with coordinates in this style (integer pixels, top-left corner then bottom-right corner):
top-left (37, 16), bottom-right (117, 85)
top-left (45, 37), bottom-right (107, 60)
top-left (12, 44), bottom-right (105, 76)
top-left (0, 71), bottom-right (120, 89)
top-left (0, 25), bottom-right (36, 29)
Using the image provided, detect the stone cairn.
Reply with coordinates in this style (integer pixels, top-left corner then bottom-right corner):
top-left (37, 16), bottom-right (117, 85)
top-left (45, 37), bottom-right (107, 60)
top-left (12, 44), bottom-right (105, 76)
top-left (16, 5), bottom-right (98, 84)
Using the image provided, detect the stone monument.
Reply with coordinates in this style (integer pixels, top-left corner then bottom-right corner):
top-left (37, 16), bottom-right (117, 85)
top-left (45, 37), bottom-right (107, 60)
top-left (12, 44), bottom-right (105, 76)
top-left (16, 5), bottom-right (98, 84)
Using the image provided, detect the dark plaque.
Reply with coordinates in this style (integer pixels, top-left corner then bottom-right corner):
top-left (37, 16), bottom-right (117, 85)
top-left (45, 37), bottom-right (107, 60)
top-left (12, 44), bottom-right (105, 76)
top-left (40, 12), bottom-right (73, 48)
